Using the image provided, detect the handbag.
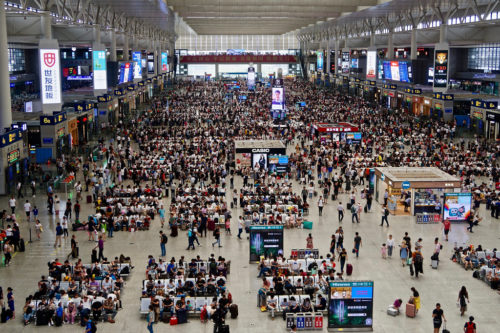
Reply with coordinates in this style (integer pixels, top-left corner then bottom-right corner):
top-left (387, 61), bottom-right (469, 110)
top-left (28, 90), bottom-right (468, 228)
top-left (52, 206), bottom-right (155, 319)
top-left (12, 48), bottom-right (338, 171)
top-left (406, 258), bottom-right (412, 265)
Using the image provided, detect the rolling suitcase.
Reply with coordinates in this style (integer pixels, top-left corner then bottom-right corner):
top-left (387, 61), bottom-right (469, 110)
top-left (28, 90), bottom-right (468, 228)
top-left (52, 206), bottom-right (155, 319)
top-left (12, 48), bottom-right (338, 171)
top-left (431, 260), bottom-right (438, 269)
top-left (229, 304), bottom-right (238, 319)
top-left (302, 221), bottom-right (313, 229)
top-left (72, 246), bottom-right (79, 258)
top-left (346, 263), bottom-right (353, 276)
top-left (387, 306), bottom-right (398, 316)
top-left (219, 324), bottom-right (230, 333)
top-left (18, 239), bottom-right (25, 252)
top-left (86, 195), bottom-right (92, 204)
top-left (405, 303), bottom-right (416, 318)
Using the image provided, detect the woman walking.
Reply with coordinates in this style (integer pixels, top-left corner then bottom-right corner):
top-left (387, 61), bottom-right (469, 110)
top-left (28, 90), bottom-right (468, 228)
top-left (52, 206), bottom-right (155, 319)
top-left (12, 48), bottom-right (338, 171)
top-left (458, 286), bottom-right (470, 316)
top-left (147, 305), bottom-right (154, 333)
top-left (410, 287), bottom-right (420, 314)
top-left (387, 234), bottom-right (394, 258)
top-left (399, 241), bottom-right (408, 267)
top-left (330, 234), bottom-right (336, 255)
top-left (306, 233), bottom-right (314, 249)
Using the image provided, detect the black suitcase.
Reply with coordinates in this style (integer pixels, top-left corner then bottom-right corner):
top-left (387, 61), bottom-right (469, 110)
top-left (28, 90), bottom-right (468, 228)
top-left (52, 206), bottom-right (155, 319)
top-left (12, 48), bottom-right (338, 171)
top-left (36, 310), bottom-right (49, 326)
top-left (219, 324), bottom-right (230, 333)
top-left (18, 239), bottom-right (25, 252)
top-left (229, 304), bottom-right (238, 319)
top-left (364, 206), bottom-right (367, 213)
top-left (86, 195), bottom-right (92, 204)
top-left (54, 315), bottom-right (63, 326)
top-left (230, 202), bottom-right (234, 209)
top-left (72, 246), bottom-right (79, 258)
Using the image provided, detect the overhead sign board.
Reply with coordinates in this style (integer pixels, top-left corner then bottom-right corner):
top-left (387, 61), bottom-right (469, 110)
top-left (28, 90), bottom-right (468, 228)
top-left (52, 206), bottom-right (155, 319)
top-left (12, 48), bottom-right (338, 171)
top-left (40, 49), bottom-right (61, 104)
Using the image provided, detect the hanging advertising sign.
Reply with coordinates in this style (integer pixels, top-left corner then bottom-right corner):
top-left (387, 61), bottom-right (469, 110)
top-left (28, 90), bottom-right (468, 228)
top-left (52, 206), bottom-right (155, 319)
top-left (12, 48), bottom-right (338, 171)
top-left (92, 50), bottom-right (107, 90)
top-left (434, 49), bottom-right (448, 88)
top-left (40, 49), bottom-right (61, 104)
top-left (366, 51), bottom-right (376, 79)
top-left (247, 66), bottom-right (255, 89)
top-left (341, 52), bottom-right (350, 74)
top-left (132, 52), bottom-right (142, 79)
top-left (328, 281), bottom-right (374, 331)
top-left (443, 193), bottom-right (472, 221)
top-left (271, 78), bottom-right (285, 111)
top-left (317, 51), bottom-right (324, 71)
top-left (161, 52), bottom-right (168, 72)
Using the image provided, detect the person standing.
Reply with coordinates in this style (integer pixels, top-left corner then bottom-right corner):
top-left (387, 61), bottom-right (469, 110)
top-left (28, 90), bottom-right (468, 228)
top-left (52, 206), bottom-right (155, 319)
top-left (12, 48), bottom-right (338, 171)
top-left (17, 181), bottom-right (23, 199)
top-left (400, 241), bottom-right (409, 267)
top-left (385, 234), bottom-right (394, 258)
top-left (158, 205), bottom-right (165, 228)
top-left (432, 303), bottom-right (446, 333)
top-left (159, 231), bottom-right (168, 257)
top-left (383, 189), bottom-right (389, 206)
top-left (412, 249), bottom-right (424, 278)
top-left (330, 234), bottom-right (336, 255)
top-left (338, 248), bottom-right (348, 273)
top-left (30, 179), bottom-right (36, 197)
top-left (147, 305), bottom-right (154, 333)
top-left (212, 226), bottom-right (222, 248)
top-left (3, 240), bottom-right (12, 266)
top-left (74, 201), bottom-right (81, 222)
top-left (337, 202), bottom-right (344, 223)
top-left (23, 200), bottom-right (31, 222)
top-left (306, 233), bottom-right (313, 249)
top-left (54, 223), bottom-right (63, 247)
top-left (353, 232), bottom-right (362, 258)
top-left (464, 316), bottom-right (476, 333)
top-left (458, 286), bottom-right (469, 317)
top-left (95, 236), bottom-right (105, 261)
top-left (35, 220), bottom-right (43, 240)
top-left (64, 199), bottom-right (72, 220)
top-left (351, 203), bottom-right (359, 223)
top-left (54, 195), bottom-right (61, 218)
top-left (7, 287), bottom-right (14, 319)
top-left (380, 205), bottom-right (389, 226)
top-left (433, 237), bottom-right (442, 261)
top-left (187, 228), bottom-right (196, 250)
top-left (9, 196), bottom-right (16, 214)
top-left (443, 219), bottom-right (451, 241)
top-left (47, 195), bottom-right (54, 215)
top-left (318, 196), bottom-right (324, 216)
top-left (62, 216), bottom-right (69, 238)
top-left (237, 216), bottom-right (244, 239)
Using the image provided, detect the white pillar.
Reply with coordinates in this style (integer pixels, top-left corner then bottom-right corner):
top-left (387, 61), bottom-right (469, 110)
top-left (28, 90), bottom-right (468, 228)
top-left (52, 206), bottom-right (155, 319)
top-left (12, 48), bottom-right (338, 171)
top-left (0, 2), bottom-right (12, 130)
top-left (326, 41), bottom-right (331, 73)
top-left (410, 28), bottom-right (417, 60)
top-left (110, 30), bottom-right (117, 62)
top-left (369, 34), bottom-right (375, 48)
top-left (439, 23), bottom-right (447, 44)
top-left (334, 40), bottom-right (339, 74)
top-left (257, 63), bottom-right (262, 77)
top-left (123, 34), bottom-right (129, 61)
top-left (215, 63), bottom-right (219, 78)
top-left (387, 33), bottom-right (393, 59)
top-left (41, 11), bottom-right (52, 39)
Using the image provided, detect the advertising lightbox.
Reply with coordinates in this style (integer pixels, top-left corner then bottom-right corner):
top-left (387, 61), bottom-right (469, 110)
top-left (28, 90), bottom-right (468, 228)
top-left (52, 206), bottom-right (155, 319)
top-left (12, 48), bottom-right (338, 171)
top-left (317, 51), bottom-right (324, 71)
top-left (434, 49), bottom-right (449, 88)
top-left (92, 50), bottom-right (107, 90)
top-left (249, 225), bottom-right (284, 263)
top-left (328, 281), bottom-right (374, 331)
top-left (161, 52), bottom-right (168, 72)
top-left (40, 49), bottom-right (61, 104)
top-left (366, 51), bottom-right (376, 79)
top-left (132, 52), bottom-right (142, 79)
top-left (443, 193), bottom-right (472, 221)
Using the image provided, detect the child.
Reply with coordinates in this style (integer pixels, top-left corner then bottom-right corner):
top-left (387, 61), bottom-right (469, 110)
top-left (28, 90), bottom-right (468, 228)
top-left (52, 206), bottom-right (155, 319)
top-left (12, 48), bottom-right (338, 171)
top-left (32, 206), bottom-right (38, 221)
top-left (381, 243), bottom-right (387, 259)
top-left (225, 218), bottom-right (231, 235)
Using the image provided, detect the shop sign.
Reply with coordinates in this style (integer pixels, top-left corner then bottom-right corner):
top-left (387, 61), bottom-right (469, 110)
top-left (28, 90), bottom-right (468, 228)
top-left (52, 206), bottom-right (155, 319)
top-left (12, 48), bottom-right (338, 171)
top-left (471, 99), bottom-right (498, 109)
top-left (97, 94), bottom-right (111, 103)
top-left (42, 137), bottom-right (53, 144)
top-left (114, 89), bottom-right (123, 96)
top-left (57, 127), bottom-right (65, 137)
top-left (146, 79), bottom-right (152, 83)
top-left (138, 81), bottom-right (145, 87)
top-left (75, 102), bottom-right (93, 112)
top-left (7, 149), bottom-right (20, 164)
top-left (383, 84), bottom-right (397, 90)
top-left (127, 84), bottom-right (136, 91)
top-left (486, 112), bottom-right (500, 122)
top-left (433, 92), bottom-right (454, 101)
top-left (434, 103), bottom-right (442, 110)
top-left (388, 91), bottom-right (395, 97)
top-left (472, 110), bottom-right (483, 119)
top-left (404, 88), bottom-right (422, 95)
top-left (402, 181), bottom-right (411, 189)
top-left (0, 129), bottom-right (22, 148)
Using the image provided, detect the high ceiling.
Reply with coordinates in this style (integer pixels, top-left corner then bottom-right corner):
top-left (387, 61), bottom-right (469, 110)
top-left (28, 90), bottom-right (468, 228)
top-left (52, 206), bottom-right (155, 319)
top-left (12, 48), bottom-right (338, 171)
top-left (168, 0), bottom-right (380, 35)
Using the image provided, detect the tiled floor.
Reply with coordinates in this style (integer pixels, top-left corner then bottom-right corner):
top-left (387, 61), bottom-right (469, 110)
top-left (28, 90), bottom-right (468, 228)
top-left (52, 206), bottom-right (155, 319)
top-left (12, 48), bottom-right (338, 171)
top-left (1, 146), bottom-right (499, 333)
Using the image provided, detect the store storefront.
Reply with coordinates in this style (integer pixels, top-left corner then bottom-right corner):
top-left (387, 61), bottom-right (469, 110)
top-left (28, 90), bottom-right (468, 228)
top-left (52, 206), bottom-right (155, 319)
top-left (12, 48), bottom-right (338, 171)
top-left (97, 94), bottom-right (117, 128)
top-left (470, 99), bottom-right (499, 135)
top-left (432, 92), bottom-right (454, 121)
top-left (0, 129), bottom-right (28, 195)
top-left (40, 111), bottom-right (68, 160)
top-left (234, 140), bottom-right (287, 173)
top-left (382, 84), bottom-right (398, 110)
top-left (374, 167), bottom-right (461, 219)
top-left (486, 111), bottom-right (500, 140)
top-left (68, 118), bottom-right (78, 147)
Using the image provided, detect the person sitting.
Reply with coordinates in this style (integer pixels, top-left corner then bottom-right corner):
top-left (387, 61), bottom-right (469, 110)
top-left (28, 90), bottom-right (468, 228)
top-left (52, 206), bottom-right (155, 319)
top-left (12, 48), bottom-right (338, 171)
top-left (301, 297), bottom-right (312, 312)
top-left (64, 301), bottom-right (77, 324)
top-left (267, 293), bottom-right (278, 319)
top-left (315, 294), bottom-right (327, 311)
top-left (257, 259), bottom-right (271, 277)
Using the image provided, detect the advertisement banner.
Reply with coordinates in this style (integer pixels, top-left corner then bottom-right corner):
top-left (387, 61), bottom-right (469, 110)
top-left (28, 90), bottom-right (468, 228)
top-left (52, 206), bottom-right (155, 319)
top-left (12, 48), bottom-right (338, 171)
top-left (247, 67), bottom-right (255, 89)
top-left (92, 50), bottom-right (107, 90)
top-left (366, 51), bottom-right (376, 79)
top-left (317, 51), bottom-right (324, 71)
top-left (443, 193), bottom-right (472, 221)
top-left (132, 52), bottom-right (142, 79)
top-left (161, 52), bottom-right (168, 72)
top-left (328, 281), bottom-right (374, 330)
top-left (179, 54), bottom-right (297, 64)
top-left (271, 78), bottom-right (285, 111)
top-left (249, 226), bottom-right (284, 262)
top-left (341, 52), bottom-right (350, 74)
top-left (40, 49), bottom-right (61, 104)
top-left (434, 49), bottom-right (449, 88)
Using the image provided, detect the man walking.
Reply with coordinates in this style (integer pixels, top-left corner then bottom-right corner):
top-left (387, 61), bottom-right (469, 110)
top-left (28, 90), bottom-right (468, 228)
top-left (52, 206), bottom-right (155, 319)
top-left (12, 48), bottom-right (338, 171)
top-left (9, 196), bottom-right (16, 215)
top-left (212, 226), bottom-right (222, 248)
top-left (380, 205), bottom-right (389, 226)
top-left (159, 231), bottom-right (168, 257)
top-left (54, 222), bottom-right (63, 247)
top-left (351, 203), bottom-right (359, 223)
top-left (353, 232), bottom-right (362, 258)
top-left (337, 202), bottom-right (344, 223)
top-left (318, 196), bottom-right (324, 216)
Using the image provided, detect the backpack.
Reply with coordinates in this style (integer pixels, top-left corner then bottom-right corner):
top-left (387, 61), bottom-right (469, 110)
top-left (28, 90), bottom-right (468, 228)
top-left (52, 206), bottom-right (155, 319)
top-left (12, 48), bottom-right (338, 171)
top-left (188, 229), bottom-right (192, 238)
top-left (465, 322), bottom-right (475, 333)
top-left (414, 254), bottom-right (423, 264)
top-left (351, 205), bottom-right (356, 214)
top-left (384, 208), bottom-right (389, 216)
top-left (161, 234), bottom-right (168, 244)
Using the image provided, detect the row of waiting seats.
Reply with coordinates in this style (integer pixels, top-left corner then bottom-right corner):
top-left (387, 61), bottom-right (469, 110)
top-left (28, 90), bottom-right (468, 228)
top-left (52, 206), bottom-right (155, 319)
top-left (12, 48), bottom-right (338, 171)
top-left (265, 294), bottom-right (327, 314)
top-left (139, 296), bottom-right (222, 315)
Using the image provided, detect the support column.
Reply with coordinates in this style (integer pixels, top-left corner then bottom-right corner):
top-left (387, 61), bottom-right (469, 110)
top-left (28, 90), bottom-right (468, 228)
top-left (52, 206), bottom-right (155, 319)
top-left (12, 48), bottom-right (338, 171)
top-left (93, 25), bottom-right (101, 46)
top-left (257, 63), bottom-right (262, 78)
top-left (439, 23), bottom-right (447, 44)
top-left (333, 40), bottom-right (339, 74)
top-left (110, 29), bottom-right (117, 62)
top-left (369, 33), bottom-right (375, 48)
top-left (326, 41), bottom-right (331, 74)
top-left (387, 32), bottom-right (393, 59)
top-left (41, 11), bottom-right (52, 39)
top-left (0, 2), bottom-right (12, 130)
top-left (123, 34), bottom-right (130, 61)
top-left (410, 28), bottom-right (417, 60)
top-left (215, 63), bottom-right (219, 79)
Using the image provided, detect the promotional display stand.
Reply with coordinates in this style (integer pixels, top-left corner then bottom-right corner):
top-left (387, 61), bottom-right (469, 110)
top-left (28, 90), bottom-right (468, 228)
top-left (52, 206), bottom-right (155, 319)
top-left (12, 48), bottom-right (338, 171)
top-left (311, 123), bottom-right (361, 145)
top-left (234, 140), bottom-right (287, 173)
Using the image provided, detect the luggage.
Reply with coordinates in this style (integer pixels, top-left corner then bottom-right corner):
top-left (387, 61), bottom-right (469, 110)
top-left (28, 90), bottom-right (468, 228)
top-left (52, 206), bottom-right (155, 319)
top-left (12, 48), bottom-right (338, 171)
top-left (442, 323), bottom-right (450, 333)
top-left (1, 308), bottom-right (8, 323)
top-left (229, 304), bottom-right (238, 319)
top-left (72, 246), bottom-right (79, 258)
top-left (405, 303), bottom-right (416, 318)
top-left (387, 306), bottom-right (399, 316)
top-left (431, 260), bottom-right (438, 269)
top-left (346, 203), bottom-right (352, 210)
top-left (169, 315), bottom-right (178, 325)
top-left (86, 195), bottom-right (92, 204)
top-left (302, 221), bottom-right (313, 229)
top-left (230, 202), bottom-right (234, 209)
top-left (472, 270), bottom-right (479, 279)
top-left (36, 309), bottom-right (50, 325)
top-left (364, 205), bottom-right (367, 213)
top-left (346, 263), bottom-right (353, 276)
top-left (331, 194), bottom-right (335, 201)
top-left (18, 239), bottom-right (25, 252)
top-left (54, 315), bottom-right (63, 326)
top-left (170, 225), bottom-right (178, 237)
top-left (219, 324), bottom-right (230, 333)
top-left (313, 191), bottom-right (318, 197)
top-left (208, 219), bottom-right (215, 231)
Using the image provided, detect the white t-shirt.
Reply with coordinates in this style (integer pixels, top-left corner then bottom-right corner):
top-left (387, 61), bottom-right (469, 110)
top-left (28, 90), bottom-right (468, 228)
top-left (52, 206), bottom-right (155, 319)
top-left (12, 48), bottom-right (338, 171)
top-left (9, 198), bottom-right (16, 207)
top-left (24, 202), bottom-right (31, 212)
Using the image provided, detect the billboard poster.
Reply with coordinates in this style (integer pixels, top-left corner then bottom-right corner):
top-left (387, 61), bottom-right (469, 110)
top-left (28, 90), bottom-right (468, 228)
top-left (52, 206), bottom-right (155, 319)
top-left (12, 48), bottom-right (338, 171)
top-left (271, 78), bottom-right (285, 110)
top-left (147, 53), bottom-right (154, 74)
top-left (366, 51), bottom-right (376, 79)
top-left (247, 66), bottom-right (255, 89)
top-left (40, 49), bottom-right (61, 104)
top-left (249, 225), bottom-right (284, 262)
top-left (316, 51), bottom-right (324, 71)
top-left (341, 52), bottom-right (350, 74)
top-left (161, 52), bottom-right (168, 72)
top-left (443, 193), bottom-right (472, 221)
top-left (92, 50), bottom-right (107, 90)
top-left (268, 155), bottom-right (288, 173)
top-left (328, 281), bottom-right (374, 330)
top-left (132, 52), bottom-right (142, 79)
top-left (390, 61), bottom-right (400, 81)
top-left (434, 49), bottom-right (448, 88)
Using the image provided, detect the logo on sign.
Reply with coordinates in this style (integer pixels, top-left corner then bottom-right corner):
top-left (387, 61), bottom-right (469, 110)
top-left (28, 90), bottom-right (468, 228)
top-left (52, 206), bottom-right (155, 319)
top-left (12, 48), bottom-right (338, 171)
top-left (402, 181), bottom-right (411, 189)
top-left (44, 53), bottom-right (56, 67)
top-left (252, 149), bottom-right (270, 153)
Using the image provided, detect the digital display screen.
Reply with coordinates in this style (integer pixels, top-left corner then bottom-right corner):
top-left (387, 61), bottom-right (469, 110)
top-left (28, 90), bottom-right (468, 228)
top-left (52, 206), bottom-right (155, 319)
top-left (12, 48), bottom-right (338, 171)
top-left (428, 67), bottom-right (434, 84)
top-left (249, 226), bottom-right (284, 262)
top-left (92, 50), bottom-right (107, 90)
top-left (317, 51), bottom-right (324, 71)
top-left (268, 155), bottom-right (288, 173)
top-left (161, 52), bottom-right (168, 72)
top-left (434, 49), bottom-right (448, 88)
top-left (328, 281), bottom-right (374, 330)
top-left (119, 62), bottom-right (134, 84)
top-left (383, 61), bottom-right (392, 80)
top-left (147, 53), bottom-right (155, 74)
top-left (443, 193), bottom-right (472, 221)
top-left (351, 58), bottom-right (358, 69)
top-left (390, 61), bottom-right (400, 81)
top-left (366, 51), bottom-right (376, 79)
top-left (341, 52), bottom-right (350, 74)
top-left (271, 87), bottom-right (284, 110)
top-left (132, 52), bottom-right (142, 79)
top-left (399, 61), bottom-right (409, 83)
top-left (7, 149), bottom-right (20, 165)
top-left (252, 153), bottom-right (268, 171)
top-left (247, 67), bottom-right (255, 88)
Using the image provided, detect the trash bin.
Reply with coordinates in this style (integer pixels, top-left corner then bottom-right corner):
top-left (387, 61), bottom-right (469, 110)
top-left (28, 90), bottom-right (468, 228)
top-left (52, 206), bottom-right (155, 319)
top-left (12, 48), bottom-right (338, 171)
top-left (286, 313), bottom-right (296, 329)
top-left (304, 313), bottom-right (314, 329)
top-left (314, 312), bottom-right (323, 330)
top-left (296, 313), bottom-right (305, 330)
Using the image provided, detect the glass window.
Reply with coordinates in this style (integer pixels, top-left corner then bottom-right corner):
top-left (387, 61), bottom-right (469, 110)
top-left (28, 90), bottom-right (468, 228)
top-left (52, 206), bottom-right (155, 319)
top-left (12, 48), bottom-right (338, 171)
top-left (8, 48), bottom-right (25, 73)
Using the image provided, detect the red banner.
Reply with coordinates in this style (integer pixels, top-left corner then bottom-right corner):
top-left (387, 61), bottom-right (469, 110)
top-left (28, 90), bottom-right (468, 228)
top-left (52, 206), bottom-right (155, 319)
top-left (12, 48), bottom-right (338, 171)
top-left (180, 55), bottom-right (297, 64)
